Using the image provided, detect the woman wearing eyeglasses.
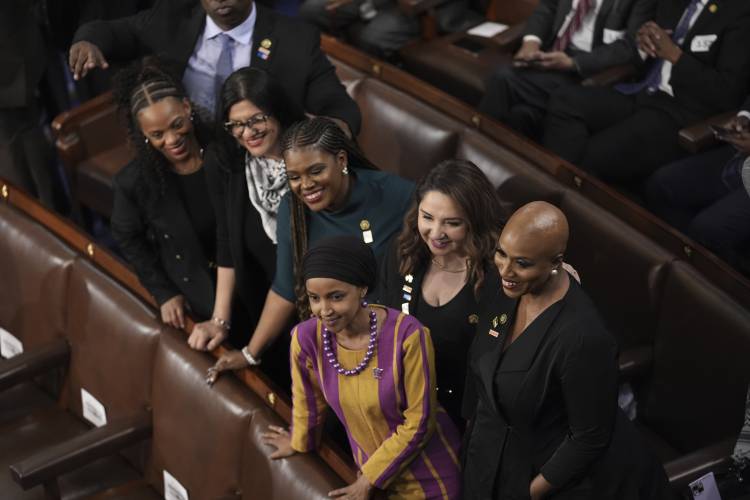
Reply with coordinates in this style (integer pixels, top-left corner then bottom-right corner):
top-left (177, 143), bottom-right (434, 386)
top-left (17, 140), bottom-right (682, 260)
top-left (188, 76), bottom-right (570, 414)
top-left (189, 67), bottom-right (305, 349)
top-left (111, 58), bottom-right (216, 328)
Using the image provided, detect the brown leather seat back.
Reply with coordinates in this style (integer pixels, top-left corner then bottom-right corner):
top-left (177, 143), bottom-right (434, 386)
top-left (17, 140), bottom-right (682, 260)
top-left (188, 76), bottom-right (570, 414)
top-left (242, 408), bottom-right (344, 499)
top-left (456, 130), bottom-right (564, 215)
top-left (560, 191), bottom-right (673, 349)
top-left (642, 261), bottom-right (750, 454)
top-left (146, 329), bottom-right (259, 499)
top-left (0, 203), bottom-right (75, 350)
top-left (65, 259), bottom-right (161, 419)
top-left (354, 78), bottom-right (461, 179)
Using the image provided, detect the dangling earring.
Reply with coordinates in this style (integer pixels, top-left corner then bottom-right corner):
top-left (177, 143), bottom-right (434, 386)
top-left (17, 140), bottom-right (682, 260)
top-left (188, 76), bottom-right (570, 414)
top-left (550, 268), bottom-right (559, 276)
top-left (342, 165), bottom-right (349, 175)
top-left (144, 137), bottom-right (149, 144)
top-left (361, 299), bottom-right (368, 308)
top-left (189, 112), bottom-right (195, 122)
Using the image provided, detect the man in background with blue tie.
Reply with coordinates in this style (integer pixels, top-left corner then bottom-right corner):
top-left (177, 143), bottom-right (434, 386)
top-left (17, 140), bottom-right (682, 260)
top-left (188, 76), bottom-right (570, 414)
top-left (541, 0), bottom-right (750, 187)
top-left (67, 0), bottom-right (361, 133)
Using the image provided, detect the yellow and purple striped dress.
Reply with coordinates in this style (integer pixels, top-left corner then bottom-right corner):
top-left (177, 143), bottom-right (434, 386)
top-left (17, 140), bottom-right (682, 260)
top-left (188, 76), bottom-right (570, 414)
top-left (289, 305), bottom-right (462, 499)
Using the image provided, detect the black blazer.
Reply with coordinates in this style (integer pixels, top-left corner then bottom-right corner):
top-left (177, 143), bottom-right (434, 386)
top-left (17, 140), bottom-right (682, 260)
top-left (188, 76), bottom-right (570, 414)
top-left (111, 160), bottom-right (216, 319)
top-left (0, 1), bottom-right (47, 109)
top-left (203, 146), bottom-right (275, 326)
top-left (72, 0), bottom-right (361, 134)
top-left (523, 0), bottom-right (655, 76)
top-left (462, 273), bottom-right (669, 499)
top-left (653, 0), bottom-right (750, 120)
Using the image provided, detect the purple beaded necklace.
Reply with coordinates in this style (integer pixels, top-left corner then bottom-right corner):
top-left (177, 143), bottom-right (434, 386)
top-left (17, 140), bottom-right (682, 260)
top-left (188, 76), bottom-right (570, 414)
top-left (322, 308), bottom-right (378, 376)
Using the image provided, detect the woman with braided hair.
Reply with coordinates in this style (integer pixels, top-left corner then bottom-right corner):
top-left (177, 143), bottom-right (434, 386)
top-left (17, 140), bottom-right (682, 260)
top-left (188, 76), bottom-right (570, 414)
top-left (206, 117), bottom-right (414, 387)
top-left (111, 57), bottom-right (216, 328)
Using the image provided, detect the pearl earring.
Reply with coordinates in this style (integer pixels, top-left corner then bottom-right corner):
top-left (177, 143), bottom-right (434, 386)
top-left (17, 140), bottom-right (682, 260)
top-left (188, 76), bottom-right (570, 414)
top-left (144, 138), bottom-right (149, 144)
top-left (361, 299), bottom-right (368, 308)
top-left (551, 268), bottom-right (559, 276)
top-left (342, 166), bottom-right (349, 175)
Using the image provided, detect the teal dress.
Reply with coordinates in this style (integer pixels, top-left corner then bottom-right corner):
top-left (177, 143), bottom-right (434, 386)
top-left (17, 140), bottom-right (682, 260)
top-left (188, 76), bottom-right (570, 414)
top-left (272, 169), bottom-right (414, 301)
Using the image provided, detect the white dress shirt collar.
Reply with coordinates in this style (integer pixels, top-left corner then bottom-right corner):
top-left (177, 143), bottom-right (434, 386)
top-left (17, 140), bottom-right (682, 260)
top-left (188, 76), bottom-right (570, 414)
top-left (203, 3), bottom-right (256, 45)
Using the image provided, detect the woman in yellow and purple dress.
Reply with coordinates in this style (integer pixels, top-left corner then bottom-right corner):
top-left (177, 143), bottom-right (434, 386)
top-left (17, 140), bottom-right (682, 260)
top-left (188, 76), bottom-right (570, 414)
top-left (262, 235), bottom-right (461, 500)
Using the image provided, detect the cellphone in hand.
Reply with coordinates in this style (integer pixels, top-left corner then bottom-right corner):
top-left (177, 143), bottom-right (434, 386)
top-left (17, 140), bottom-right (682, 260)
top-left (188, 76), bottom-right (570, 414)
top-left (710, 124), bottom-right (741, 141)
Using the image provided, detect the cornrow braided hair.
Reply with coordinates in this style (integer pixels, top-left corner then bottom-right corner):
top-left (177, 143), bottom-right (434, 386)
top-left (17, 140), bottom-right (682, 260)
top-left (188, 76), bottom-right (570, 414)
top-left (112, 57), bottom-right (210, 212)
top-left (280, 117), bottom-right (378, 319)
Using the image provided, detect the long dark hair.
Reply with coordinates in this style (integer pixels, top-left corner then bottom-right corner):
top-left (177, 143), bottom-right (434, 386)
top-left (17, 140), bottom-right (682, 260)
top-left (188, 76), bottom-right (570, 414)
top-left (280, 117), bottom-right (378, 318)
top-left (214, 67), bottom-right (305, 172)
top-left (398, 159), bottom-right (503, 297)
top-left (112, 57), bottom-right (211, 211)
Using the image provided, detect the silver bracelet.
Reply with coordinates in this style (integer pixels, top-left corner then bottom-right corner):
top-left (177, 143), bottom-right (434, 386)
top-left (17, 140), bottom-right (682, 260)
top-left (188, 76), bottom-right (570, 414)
top-left (211, 317), bottom-right (231, 330)
top-left (241, 346), bottom-right (261, 366)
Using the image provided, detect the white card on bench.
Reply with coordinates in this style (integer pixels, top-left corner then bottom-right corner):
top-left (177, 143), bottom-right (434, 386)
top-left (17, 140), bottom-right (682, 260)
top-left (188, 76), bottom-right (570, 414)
top-left (164, 470), bottom-right (189, 500)
top-left (80, 388), bottom-right (107, 427)
top-left (467, 22), bottom-right (509, 38)
top-left (0, 327), bottom-right (23, 359)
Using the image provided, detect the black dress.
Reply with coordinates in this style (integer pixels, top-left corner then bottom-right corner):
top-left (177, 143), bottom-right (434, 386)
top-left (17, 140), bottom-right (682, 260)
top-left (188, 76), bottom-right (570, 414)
top-left (462, 272), bottom-right (671, 499)
top-left (377, 239), bottom-right (483, 426)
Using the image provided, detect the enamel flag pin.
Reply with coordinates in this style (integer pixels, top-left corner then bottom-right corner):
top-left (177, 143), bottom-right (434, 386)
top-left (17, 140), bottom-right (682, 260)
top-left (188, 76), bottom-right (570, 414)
top-left (256, 39), bottom-right (272, 60)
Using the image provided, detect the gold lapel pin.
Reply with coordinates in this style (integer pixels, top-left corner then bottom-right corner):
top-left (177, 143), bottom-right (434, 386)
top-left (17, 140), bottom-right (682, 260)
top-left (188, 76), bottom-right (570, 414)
top-left (492, 316), bottom-right (498, 328)
top-left (260, 38), bottom-right (272, 49)
top-left (708, 3), bottom-right (717, 12)
top-left (360, 219), bottom-right (373, 244)
top-left (499, 313), bottom-right (508, 325)
top-left (405, 274), bottom-right (414, 283)
top-left (468, 314), bottom-right (479, 325)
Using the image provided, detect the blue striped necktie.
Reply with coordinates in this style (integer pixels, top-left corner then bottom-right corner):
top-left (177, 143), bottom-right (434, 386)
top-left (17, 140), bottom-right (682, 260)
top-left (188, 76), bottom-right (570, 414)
top-left (214, 33), bottom-right (234, 117)
top-left (616, 0), bottom-right (702, 95)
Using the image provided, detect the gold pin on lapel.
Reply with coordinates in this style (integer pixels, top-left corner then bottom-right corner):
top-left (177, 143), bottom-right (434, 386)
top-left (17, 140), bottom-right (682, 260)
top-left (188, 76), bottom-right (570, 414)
top-left (468, 314), bottom-right (479, 325)
top-left (492, 316), bottom-right (499, 328)
top-left (499, 313), bottom-right (508, 325)
top-left (261, 38), bottom-right (272, 49)
top-left (708, 3), bottom-right (717, 12)
top-left (360, 219), bottom-right (373, 244)
top-left (405, 274), bottom-right (414, 283)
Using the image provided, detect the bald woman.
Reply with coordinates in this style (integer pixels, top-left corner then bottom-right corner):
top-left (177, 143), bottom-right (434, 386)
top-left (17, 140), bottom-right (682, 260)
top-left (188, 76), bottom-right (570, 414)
top-left (461, 202), bottom-right (669, 499)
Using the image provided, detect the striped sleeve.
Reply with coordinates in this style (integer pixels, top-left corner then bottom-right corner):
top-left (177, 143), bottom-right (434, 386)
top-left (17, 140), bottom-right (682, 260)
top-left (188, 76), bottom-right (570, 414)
top-left (289, 327), bottom-right (327, 453)
top-left (361, 325), bottom-right (438, 488)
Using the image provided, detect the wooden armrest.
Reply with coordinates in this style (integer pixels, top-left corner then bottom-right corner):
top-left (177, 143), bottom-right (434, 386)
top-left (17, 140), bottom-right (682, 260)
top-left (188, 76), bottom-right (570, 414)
top-left (617, 345), bottom-right (653, 383)
top-left (581, 64), bottom-right (636, 87)
top-left (0, 338), bottom-right (70, 392)
top-left (10, 410), bottom-right (152, 490)
top-left (489, 22), bottom-right (526, 50)
top-left (51, 91), bottom-right (122, 170)
top-left (398, 0), bottom-right (452, 16)
top-left (664, 437), bottom-right (735, 489)
top-left (678, 111), bottom-right (737, 154)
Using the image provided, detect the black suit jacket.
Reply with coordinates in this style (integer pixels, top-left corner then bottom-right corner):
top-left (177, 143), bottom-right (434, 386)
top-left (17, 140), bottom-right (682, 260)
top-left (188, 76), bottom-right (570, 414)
top-left (652, 0), bottom-right (750, 120)
top-left (111, 160), bottom-right (216, 319)
top-left (462, 273), bottom-right (669, 499)
top-left (0, 1), bottom-right (47, 109)
top-left (203, 146), bottom-right (275, 326)
top-left (72, 0), bottom-right (361, 133)
top-left (523, 0), bottom-right (655, 76)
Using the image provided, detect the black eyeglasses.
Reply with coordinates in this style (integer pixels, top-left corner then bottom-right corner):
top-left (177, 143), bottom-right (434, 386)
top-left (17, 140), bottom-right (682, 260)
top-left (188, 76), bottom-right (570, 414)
top-left (223, 114), bottom-right (269, 137)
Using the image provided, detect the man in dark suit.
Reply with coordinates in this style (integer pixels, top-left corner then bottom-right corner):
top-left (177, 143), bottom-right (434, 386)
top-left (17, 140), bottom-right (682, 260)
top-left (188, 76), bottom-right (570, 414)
top-left (645, 95), bottom-right (750, 271)
top-left (0, 2), bottom-right (50, 206)
top-left (68, 0), bottom-right (361, 133)
top-left (478, 0), bottom-right (655, 138)
top-left (542, 0), bottom-right (750, 185)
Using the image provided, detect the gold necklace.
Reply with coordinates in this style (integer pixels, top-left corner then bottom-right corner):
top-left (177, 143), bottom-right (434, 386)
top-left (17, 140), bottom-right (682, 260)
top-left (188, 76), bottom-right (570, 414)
top-left (431, 258), bottom-right (468, 273)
